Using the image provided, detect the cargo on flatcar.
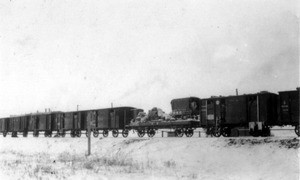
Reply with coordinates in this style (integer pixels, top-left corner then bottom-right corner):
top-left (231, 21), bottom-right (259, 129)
top-left (171, 97), bottom-right (201, 119)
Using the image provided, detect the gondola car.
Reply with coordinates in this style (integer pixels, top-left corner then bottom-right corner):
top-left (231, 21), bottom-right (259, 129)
top-left (278, 88), bottom-right (299, 136)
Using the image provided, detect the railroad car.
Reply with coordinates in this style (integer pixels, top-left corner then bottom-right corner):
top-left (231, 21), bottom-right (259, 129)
top-left (87, 107), bottom-right (138, 138)
top-left (200, 92), bottom-right (278, 137)
top-left (278, 89), bottom-right (299, 136)
top-left (0, 88), bottom-right (298, 138)
top-left (126, 119), bottom-right (200, 137)
top-left (171, 97), bottom-right (201, 119)
top-left (50, 107), bottom-right (139, 138)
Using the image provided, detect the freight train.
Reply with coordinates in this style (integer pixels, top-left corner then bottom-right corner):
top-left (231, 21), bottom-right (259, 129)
top-left (0, 88), bottom-right (299, 138)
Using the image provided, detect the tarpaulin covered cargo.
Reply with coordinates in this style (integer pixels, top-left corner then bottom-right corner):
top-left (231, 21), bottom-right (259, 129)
top-left (171, 97), bottom-right (201, 118)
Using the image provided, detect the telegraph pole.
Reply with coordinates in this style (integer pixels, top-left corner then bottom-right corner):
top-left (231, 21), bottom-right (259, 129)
top-left (87, 111), bottom-right (91, 156)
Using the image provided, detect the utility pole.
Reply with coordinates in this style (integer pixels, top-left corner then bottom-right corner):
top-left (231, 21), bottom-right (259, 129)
top-left (87, 111), bottom-right (91, 156)
top-left (77, 105), bottom-right (80, 111)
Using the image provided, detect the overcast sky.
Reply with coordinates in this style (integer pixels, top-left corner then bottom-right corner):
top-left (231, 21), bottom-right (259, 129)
top-left (0, 0), bottom-right (299, 117)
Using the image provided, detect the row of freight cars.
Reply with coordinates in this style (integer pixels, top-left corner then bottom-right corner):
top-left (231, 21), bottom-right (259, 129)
top-left (0, 88), bottom-right (299, 138)
top-left (0, 107), bottom-right (141, 138)
top-left (168, 89), bottom-right (299, 137)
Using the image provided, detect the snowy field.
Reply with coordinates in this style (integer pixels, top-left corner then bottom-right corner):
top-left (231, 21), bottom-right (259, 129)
top-left (0, 128), bottom-right (299, 180)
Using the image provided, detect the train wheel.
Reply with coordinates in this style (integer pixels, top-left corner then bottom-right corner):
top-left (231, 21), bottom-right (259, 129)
top-left (33, 130), bottom-right (39, 137)
top-left (185, 128), bottom-right (194, 137)
top-left (294, 125), bottom-right (299, 136)
top-left (23, 131), bottom-right (28, 137)
top-left (221, 127), bottom-right (231, 137)
top-left (61, 131), bottom-right (66, 138)
top-left (70, 130), bottom-right (75, 138)
top-left (137, 130), bottom-right (145, 138)
top-left (175, 129), bottom-right (184, 137)
top-left (261, 126), bottom-right (270, 137)
top-left (112, 129), bottom-right (119, 138)
top-left (213, 126), bottom-right (222, 137)
top-left (76, 130), bottom-right (81, 137)
top-left (147, 129), bottom-right (155, 137)
top-left (44, 131), bottom-right (48, 137)
top-left (3, 132), bottom-right (7, 137)
top-left (103, 130), bottom-right (109, 137)
top-left (93, 130), bottom-right (99, 138)
top-left (48, 132), bottom-right (52, 137)
top-left (122, 129), bottom-right (129, 138)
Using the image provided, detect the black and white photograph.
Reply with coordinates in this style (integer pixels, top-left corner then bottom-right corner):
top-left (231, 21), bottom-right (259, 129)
top-left (0, 0), bottom-right (299, 179)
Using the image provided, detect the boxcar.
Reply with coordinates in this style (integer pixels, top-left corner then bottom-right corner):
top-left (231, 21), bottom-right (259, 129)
top-left (171, 97), bottom-right (201, 119)
top-left (200, 92), bottom-right (278, 137)
top-left (79, 107), bottom-right (139, 138)
top-left (278, 89), bottom-right (299, 136)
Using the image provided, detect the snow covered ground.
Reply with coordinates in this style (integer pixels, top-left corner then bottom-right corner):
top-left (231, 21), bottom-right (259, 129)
top-left (0, 129), bottom-right (299, 180)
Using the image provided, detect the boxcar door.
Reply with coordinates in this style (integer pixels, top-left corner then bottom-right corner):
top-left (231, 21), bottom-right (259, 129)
top-left (73, 113), bottom-right (80, 130)
top-left (110, 110), bottom-right (116, 129)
